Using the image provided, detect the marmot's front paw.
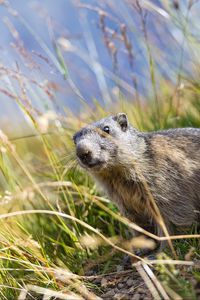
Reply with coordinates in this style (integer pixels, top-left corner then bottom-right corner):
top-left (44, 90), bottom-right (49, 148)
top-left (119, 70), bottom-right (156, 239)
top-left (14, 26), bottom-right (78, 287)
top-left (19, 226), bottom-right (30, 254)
top-left (122, 249), bottom-right (156, 268)
top-left (122, 254), bottom-right (132, 269)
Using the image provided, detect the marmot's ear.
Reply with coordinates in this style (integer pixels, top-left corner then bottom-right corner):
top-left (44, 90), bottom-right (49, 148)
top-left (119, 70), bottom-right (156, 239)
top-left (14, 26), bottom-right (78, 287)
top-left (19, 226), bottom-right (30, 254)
top-left (113, 113), bottom-right (128, 132)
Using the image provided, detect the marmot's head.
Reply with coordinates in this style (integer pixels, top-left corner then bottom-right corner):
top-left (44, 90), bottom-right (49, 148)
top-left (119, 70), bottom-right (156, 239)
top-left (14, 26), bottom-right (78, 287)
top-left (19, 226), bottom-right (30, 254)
top-left (73, 113), bottom-right (142, 173)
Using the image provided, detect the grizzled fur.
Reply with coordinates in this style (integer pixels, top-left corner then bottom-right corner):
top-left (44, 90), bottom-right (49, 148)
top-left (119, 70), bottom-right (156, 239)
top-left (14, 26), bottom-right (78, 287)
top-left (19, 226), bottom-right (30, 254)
top-left (73, 113), bottom-right (200, 252)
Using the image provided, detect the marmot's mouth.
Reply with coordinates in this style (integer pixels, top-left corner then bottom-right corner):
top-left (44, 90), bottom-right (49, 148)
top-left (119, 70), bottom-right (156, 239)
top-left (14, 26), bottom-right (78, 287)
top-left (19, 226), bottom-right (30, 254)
top-left (78, 158), bottom-right (106, 171)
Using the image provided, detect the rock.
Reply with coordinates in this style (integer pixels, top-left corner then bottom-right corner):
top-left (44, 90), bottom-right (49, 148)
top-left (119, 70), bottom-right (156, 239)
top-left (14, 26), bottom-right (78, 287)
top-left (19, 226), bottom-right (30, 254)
top-left (113, 293), bottom-right (122, 300)
top-left (101, 278), bottom-right (108, 287)
top-left (132, 294), bottom-right (140, 300)
top-left (137, 287), bottom-right (144, 294)
top-left (118, 283), bottom-right (124, 289)
top-left (102, 289), bottom-right (115, 298)
top-left (118, 289), bottom-right (128, 295)
top-left (126, 278), bottom-right (134, 287)
top-left (93, 277), bottom-right (101, 284)
top-left (114, 287), bottom-right (119, 293)
top-left (128, 286), bottom-right (136, 293)
top-left (123, 276), bottom-right (129, 282)
top-left (114, 294), bottom-right (129, 300)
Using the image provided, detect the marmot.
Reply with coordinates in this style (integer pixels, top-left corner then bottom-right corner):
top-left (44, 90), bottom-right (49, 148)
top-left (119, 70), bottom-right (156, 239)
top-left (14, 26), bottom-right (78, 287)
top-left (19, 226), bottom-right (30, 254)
top-left (73, 113), bottom-right (200, 254)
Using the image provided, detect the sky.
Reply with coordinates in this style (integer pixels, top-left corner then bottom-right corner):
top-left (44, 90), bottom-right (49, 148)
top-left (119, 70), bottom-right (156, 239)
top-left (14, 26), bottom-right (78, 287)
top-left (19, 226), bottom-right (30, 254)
top-left (0, 0), bottom-right (199, 136)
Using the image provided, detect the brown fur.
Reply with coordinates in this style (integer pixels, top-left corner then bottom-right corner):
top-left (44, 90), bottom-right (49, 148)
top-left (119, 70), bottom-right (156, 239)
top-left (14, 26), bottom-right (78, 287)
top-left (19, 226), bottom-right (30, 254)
top-left (74, 114), bottom-right (200, 254)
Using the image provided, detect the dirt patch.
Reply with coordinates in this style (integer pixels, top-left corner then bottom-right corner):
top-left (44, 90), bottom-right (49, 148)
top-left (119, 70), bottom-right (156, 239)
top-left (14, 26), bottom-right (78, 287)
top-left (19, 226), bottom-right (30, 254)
top-left (87, 269), bottom-right (153, 300)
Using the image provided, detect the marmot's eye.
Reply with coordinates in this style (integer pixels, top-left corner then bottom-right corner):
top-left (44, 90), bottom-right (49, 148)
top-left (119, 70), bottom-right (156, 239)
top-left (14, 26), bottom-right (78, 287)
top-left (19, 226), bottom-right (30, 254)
top-left (103, 126), bottom-right (110, 134)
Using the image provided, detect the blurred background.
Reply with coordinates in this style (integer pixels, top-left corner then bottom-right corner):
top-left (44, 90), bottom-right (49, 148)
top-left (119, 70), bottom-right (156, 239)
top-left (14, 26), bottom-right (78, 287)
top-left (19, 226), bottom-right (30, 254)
top-left (1, 0), bottom-right (200, 137)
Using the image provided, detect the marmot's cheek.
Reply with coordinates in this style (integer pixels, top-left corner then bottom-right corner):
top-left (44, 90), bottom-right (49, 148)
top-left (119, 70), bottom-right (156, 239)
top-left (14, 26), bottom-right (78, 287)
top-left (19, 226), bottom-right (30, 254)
top-left (101, 151), bottom-right (115, 167)
top-left (102, 151), bottom-right (109, 162)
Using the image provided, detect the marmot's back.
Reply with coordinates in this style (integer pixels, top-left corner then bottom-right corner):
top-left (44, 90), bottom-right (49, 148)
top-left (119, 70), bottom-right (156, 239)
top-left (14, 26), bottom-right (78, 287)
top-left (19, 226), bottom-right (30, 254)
top-left (143, 128), bottom-right (200, 229)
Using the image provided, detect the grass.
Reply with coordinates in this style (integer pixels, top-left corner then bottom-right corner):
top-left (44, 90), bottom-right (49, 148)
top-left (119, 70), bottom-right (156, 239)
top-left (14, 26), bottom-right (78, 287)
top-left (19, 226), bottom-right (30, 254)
top-left (0, 0), bottom-right (200, 299)
top-left (0, 92), bottom-right (200, 299)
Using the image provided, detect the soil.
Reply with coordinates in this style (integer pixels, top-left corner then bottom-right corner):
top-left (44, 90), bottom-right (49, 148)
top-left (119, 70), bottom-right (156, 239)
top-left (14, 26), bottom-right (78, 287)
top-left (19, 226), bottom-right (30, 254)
top-left (87, 269), bottom-right (153, 300)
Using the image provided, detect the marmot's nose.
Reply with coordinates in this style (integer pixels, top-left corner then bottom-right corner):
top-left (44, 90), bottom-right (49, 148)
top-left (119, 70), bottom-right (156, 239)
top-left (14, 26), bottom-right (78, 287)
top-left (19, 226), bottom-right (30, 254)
top-left (76, 144), bottom-right (92, 165)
